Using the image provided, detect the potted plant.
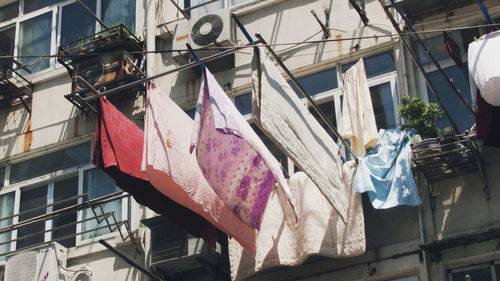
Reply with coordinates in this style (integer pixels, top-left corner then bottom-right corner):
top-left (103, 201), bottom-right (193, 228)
top-left (398, 96), bottom-right (444, 140)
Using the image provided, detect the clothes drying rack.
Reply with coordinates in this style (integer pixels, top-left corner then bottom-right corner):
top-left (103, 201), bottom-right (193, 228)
top-left (77, 17), bottom-right (359, 160)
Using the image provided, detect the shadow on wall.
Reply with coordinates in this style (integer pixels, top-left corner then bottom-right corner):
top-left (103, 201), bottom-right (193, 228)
top-left (427, 148), bottom-right (499, 241)
top-left (0, 102), bottom-right (30, 158)
top-left (362, 194), bottom-right (420, 250)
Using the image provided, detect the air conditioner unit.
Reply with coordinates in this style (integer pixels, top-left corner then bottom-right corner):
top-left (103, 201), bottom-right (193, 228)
top-left (4, 242), bottom-right (68, 281)
top-left (172, 8), bottom-right (235, 73)
top-left (148, 218), bottom-right (220, 273)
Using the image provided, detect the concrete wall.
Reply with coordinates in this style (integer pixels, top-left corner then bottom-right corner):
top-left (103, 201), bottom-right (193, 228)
top-left (0, 0), bottom-right (499, 280)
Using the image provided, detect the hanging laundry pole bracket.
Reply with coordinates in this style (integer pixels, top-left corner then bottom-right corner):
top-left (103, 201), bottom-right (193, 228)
top-left (311, 10), bottom-right (331, 38)
top-left (378, 0), bottom-right (460, 134)
top-left (392, 2), bottom-right (474, 115)
top-left (349, 0), bottom-right (370, 26)
top-left (254, 33), bottom-right (358, 160)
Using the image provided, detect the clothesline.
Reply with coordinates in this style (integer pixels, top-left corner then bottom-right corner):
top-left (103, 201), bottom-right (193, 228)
top-left (2, 22), bottom-right (500, 60)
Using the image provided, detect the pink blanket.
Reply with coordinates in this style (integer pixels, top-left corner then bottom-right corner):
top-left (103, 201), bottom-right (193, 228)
top-left (142, 83), bottom-right (257, 251)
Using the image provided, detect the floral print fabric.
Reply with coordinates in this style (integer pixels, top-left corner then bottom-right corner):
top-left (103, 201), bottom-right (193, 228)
top-left (191, 69), bottom-right (297, 230)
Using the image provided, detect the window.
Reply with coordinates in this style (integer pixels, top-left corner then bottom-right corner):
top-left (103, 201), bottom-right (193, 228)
top-left (0, 0), bottom-right (136, 75)
top-left (184, 0), bottom-right (253, 18)
top-left (81, 168), bottom-right (122, 240)
top-left (370, 82), bottom-right (397, 129)
top-left (0, 141), bottom-right (126, 255)
top-left (448, 262), bottom-right (500, 281)
top-left (290, 67), bottom-right (338, 98)
top-left (234, 92), bottom-right (252, 116)
top-left (413, 29), bottom-right (483, 133)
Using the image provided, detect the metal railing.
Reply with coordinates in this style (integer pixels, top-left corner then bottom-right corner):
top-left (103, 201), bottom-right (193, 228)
top-left (0, 191), bottom-right (140, 258)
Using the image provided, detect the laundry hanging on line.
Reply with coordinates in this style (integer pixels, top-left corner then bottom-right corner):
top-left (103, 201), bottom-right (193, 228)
top-left (468, 30), bottom-right (500, 107)
top-left (93, 96), bottom-right (217, 246)
top-left (190, 67), bottom-right (298, 230)
top-left (228, 167), bottom-right (365, 281)
top-left (142, 83), bottom-right (258, 252)
top-left (353, 128), bottom-right (421, 209)
top-left (339, 58), bottom-right (379, 157)
top-left (251, 47), bottom-right (348, 221)
top-left (474, 89), bottom-right (500, 147)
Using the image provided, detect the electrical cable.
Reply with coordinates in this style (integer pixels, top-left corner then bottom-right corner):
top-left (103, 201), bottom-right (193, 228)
top-left (1, 22), bottom-right (499, 60)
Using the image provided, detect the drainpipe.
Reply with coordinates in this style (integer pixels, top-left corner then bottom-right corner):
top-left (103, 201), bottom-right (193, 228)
top-left (419, 205), bottom-right (431, 281)
top-left (147, 0), bottom-right (156, 76)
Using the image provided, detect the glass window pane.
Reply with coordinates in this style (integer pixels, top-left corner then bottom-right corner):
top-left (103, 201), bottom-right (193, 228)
top-left (18, 185), bottom-right (47, 250)
top-left (364, 51), bottom-right (396, 78)
top-left (18, 12), bottom-right (52, 74)
top-left (23, 0), bottom-right (61, 14)
top-left (82, 168), bottom-right (121, 240)
top-left (60, 0), bottom-right (96, 46)
top-left (451, 266), bottom-right (492, 281)
top-left (290, 68), bottom-right (337, 98)
top-left (0, 26), bottom-right (15, 72)
top-left (427, 65), bottom-right (474, 133)
top-left (308, 100), bottom-right (337, 140)
top-left (10, 142), bottom-right (90, 184)
top-left (52, 177), bottom-right (78, 248)
top-left (185, 0), bottom-right (223, 19)
top-left (0, 2), bottom-right (18, 22)
top-left (234, 93), bottom-right (252, 115)
top-left (370, 82), bottom-right (396, 130)
top-left (102, 0), bottom-right (136, 32)
top-left (0, 192), bottom-right (14, 258)
top-left (495, 264), bottom-right (500, 278)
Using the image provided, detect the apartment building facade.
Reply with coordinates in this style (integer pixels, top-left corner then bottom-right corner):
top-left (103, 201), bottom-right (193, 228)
top-left (0, 0), bottom-right (499, 280)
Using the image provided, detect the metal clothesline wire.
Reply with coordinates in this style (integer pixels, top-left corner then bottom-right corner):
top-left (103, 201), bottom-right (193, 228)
top-left (2, 22), bottom-right (500, 61)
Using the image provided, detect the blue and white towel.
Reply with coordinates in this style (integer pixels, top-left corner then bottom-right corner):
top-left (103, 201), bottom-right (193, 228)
top-left (354, 128), bottom-right (421, 209)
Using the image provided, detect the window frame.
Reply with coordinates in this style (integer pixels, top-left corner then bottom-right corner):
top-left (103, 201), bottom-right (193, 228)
top-left (0, 0), bottom-right (136, 78)
top-left (0, 139), bottom-right (129, 257)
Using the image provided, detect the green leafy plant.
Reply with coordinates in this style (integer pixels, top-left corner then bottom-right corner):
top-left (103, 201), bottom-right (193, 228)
top-left (398, 96), bottom-right (444, 139)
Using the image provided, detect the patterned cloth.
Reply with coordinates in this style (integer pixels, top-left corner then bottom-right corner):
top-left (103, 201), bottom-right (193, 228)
top-left (191, 69), bottom-right (297, 230)
top-left (339, 59), bottom-right (379, 157)
top-left (142, 83), bottom-right (257, 251)
top-left (93, 97), bottom-right (217, 245)
top-left (353, 128), bottom-right (421, 209)
top-left (251, 48), bottom-right (348, 221)
top-left (228, 167), bottom-right (365, 281)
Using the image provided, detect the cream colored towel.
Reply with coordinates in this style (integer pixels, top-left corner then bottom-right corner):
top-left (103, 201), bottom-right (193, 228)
top-left (252, 47), bottom-right (347, 221)
top-left (339, 59), bottom-right (379, 157)
top-left (228, 165), bottom-right (365, 281)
